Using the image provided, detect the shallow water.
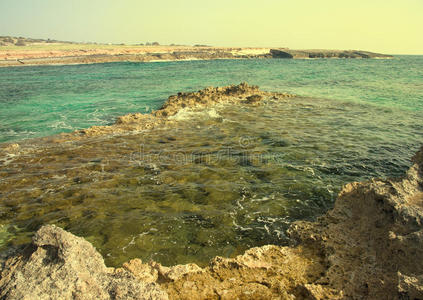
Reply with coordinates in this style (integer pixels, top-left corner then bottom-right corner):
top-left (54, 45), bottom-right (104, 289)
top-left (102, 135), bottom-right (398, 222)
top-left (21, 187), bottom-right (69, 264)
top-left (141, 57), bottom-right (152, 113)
top-left (0, 57), bottom-right (422, 267)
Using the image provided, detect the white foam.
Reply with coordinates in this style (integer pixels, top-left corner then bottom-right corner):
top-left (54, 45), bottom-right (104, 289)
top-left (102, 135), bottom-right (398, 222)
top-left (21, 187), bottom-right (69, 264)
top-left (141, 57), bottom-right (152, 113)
top-left (49, 120), bottom-right (75, 130)
top-left (168, 107), bottom-right (222, 121)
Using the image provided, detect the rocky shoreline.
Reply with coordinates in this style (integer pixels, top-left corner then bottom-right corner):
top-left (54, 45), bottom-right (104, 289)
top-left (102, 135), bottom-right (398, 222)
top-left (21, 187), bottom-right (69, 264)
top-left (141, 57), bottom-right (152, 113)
top-left (0, 141), bottom-right (422, 298)
top-left (0, 45), bottom-right (393, 67)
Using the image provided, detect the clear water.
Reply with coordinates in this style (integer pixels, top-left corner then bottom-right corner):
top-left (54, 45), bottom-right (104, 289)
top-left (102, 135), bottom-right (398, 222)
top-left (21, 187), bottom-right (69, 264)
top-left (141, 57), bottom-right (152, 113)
top-left (1, 57), bottom-right (422, 143)
top-left (0, 56), bottom-right (422, 267)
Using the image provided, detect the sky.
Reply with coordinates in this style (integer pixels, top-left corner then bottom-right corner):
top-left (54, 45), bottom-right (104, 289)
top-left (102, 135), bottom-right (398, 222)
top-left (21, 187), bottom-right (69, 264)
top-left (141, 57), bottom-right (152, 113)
top-left (0, 0), bottom-right (422, 54)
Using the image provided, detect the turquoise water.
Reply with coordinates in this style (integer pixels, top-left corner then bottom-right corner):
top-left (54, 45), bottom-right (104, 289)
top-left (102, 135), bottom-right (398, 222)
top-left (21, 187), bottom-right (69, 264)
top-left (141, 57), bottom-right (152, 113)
top-left (0, 56), bottom-right (423, 267)
top-left (1, 56), bottom-right (422, 143)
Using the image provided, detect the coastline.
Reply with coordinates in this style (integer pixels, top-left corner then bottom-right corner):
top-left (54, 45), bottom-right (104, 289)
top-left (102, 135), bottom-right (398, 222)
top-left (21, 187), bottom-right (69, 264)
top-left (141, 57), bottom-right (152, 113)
top-left (0, 44), bottom-right (393, 67)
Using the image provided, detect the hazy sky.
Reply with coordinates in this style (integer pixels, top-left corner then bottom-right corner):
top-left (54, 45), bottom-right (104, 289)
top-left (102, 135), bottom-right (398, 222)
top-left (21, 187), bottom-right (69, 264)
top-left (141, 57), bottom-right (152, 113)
top-left (0, 0), bottom-right (422, 54)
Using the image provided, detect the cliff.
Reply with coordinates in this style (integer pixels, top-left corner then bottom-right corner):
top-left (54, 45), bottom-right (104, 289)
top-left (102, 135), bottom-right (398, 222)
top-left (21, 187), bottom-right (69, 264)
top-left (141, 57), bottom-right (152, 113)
top-left (0, 144), bottom-right (422, 298)
top-left (0, 37), bottom-right (393, 67)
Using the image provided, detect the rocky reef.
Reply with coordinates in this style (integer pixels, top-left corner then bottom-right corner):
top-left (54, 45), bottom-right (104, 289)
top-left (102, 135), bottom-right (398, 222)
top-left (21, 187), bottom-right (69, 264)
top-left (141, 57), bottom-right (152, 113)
top-left (1, 144), bottom-right (422, 298)
top-left (58, 83), bottom-right (294, 139)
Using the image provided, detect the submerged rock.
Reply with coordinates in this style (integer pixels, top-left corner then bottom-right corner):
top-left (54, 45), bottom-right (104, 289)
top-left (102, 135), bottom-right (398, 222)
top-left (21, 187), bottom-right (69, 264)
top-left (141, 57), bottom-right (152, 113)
top-left (1, 146), bottom-right (422, 298)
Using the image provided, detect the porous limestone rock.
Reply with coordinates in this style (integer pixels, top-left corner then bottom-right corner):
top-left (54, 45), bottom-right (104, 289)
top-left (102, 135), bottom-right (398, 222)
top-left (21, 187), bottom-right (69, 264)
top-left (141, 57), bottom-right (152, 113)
top-left (0, 225), bottom-right (168, 300)
top-left (286, 144), bottom-right (423, 298)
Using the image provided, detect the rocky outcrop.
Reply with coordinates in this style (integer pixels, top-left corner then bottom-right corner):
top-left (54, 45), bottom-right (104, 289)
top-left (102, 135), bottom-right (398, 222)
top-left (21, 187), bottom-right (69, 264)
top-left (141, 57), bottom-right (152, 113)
top-left (285, 145), bottom-right (423, 299)
top-left (62, 83), bottom-right (293, 138)
top-left (0, 225), bottom-right (168, 299)
top-left (152, 82), bottom-right (290, 117)
top-left (1, 146), bottom-right (422, 299)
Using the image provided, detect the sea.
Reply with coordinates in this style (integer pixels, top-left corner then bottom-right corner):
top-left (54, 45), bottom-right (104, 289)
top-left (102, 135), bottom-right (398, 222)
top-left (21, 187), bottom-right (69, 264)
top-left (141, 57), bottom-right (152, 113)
top-left (0, 56), bottom-right (422, 267)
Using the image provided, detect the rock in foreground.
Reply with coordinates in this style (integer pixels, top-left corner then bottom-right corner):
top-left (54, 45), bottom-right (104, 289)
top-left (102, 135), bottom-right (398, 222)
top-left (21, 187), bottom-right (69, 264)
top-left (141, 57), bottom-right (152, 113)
top-left (0, 225), bottom-right (167, 299)
top-left (1, 146), bottom-right (422, 299)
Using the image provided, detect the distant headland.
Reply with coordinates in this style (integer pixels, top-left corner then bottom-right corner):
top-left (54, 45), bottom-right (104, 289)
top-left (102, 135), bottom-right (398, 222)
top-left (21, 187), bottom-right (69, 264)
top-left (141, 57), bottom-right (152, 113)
top-left (0, 36), bottom-right (393, 67)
